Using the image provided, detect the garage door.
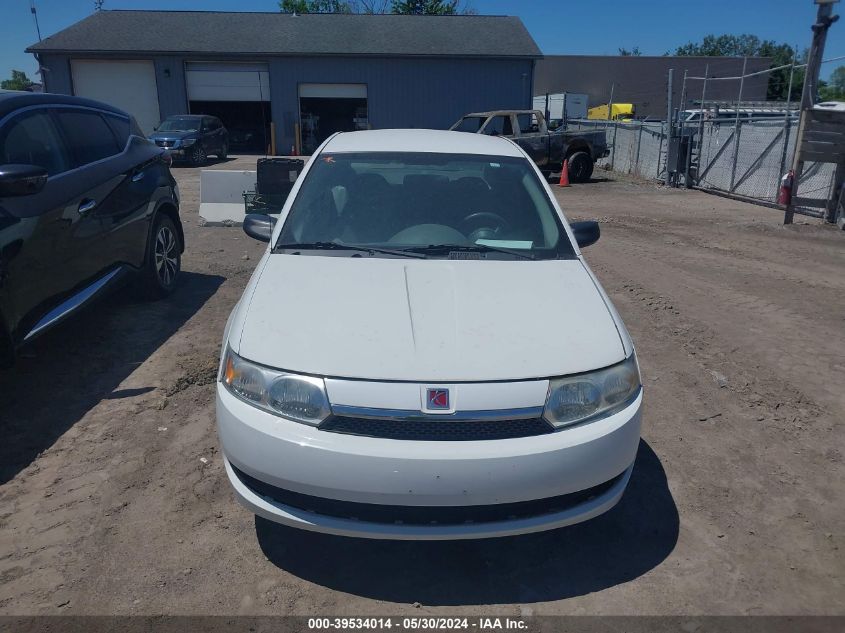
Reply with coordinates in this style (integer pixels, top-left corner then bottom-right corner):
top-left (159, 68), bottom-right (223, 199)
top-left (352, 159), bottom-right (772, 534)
top-left (71, 60), bottom-right (160, 135)
top-left (185, 62), bottom-right (270, 102)
top-left (299, 83), bottom-right (367, 99)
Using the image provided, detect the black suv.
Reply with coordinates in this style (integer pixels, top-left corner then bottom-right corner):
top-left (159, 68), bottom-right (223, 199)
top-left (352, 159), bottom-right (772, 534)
top-left (0, 92), bottom-right (183, 366)
top-left (149, 115), bottom-right (228, 165)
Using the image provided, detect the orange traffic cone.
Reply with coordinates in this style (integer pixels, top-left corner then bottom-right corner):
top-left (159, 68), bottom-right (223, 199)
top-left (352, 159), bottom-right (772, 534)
top-left (558, 159), bottom-right (571, 187)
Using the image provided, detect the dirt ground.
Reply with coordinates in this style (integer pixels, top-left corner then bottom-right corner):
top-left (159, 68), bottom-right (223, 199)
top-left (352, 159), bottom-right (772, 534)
top-left (0, 156), bottom-right (842, 617)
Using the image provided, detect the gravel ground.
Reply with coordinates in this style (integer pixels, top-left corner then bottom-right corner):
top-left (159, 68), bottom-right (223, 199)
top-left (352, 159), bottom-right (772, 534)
top-left (0, 156), bottom-right (842, 616)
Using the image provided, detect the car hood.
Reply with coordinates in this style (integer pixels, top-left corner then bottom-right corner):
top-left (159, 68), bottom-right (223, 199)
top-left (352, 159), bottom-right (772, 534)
top-left (234, 255), bottom-right (626, 382)
top-left (149, 131), bottom-right (196, 141)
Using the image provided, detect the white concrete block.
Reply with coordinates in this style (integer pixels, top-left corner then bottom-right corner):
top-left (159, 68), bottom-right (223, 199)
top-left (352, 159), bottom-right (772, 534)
top-left (199, 169), bottom-right (256, 225)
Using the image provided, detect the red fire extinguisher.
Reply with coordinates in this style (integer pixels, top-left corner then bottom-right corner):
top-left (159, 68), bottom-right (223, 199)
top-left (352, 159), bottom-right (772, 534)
top-left (778, 170), bottom-right (794, 206)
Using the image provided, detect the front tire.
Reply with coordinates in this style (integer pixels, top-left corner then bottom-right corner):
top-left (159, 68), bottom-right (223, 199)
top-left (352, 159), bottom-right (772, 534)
top-left (218, 142), bottom-right (228, 160)
top-left (141, 214), bottom-right (181, 299)
top-left (567, 151), bottom-right (594, 183)
top-left (190, 145), bottom-right (207, 166)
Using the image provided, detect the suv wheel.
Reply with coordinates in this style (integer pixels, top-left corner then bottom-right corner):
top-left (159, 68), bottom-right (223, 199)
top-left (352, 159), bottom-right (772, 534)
top-left (141, 214), bottom-right (181, 298)
top-left (218, 142), bottom-right (228, 160)
top-left (190, 145), bottom-right (207, 166)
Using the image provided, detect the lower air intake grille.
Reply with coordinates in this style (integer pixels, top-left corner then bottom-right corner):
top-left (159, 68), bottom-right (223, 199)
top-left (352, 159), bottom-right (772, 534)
top-left (319, 415), bottom-right (554, 441)
top-left (232, 464), bottom-right (624, 526)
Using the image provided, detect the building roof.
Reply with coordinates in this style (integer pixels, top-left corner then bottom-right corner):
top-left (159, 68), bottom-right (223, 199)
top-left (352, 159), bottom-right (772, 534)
top-left (27, 10), bottom-right (542, 59)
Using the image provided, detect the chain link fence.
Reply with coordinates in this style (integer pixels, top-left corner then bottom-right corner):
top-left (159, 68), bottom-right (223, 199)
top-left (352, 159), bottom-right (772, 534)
top-left (567, 118), bottom-right (836, 213)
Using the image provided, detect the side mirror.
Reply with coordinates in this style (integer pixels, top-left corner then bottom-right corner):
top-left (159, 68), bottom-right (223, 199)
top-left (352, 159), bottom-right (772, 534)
top-left (0, 164), bottom-right (48, 197)
top-left (243, 213), bottom-right (276, 242)
top-left (570, 220), bottom-right (600, 248)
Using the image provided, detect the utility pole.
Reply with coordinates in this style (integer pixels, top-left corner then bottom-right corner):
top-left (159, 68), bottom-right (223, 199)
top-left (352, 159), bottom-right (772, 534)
top-left (785, 0), bottom-right (840, 224)
top-left (606, 83), bottom-right (615, 129)
top-left (30, 0), bottom-right (42, 42)
top-left (665, 68), bottom-right (673, 186)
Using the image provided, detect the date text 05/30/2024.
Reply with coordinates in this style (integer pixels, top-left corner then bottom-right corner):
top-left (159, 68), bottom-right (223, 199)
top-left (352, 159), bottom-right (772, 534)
top-left (307, 617), bottom-right (529, 630)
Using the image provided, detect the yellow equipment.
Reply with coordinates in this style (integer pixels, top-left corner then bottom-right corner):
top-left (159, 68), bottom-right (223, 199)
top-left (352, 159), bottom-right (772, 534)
top-left (588, 103), bottom-right (635, 121)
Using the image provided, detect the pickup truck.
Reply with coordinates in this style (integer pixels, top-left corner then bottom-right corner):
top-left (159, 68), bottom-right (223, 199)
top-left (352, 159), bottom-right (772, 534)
top-left (450, 110), bottom-right (608, 183)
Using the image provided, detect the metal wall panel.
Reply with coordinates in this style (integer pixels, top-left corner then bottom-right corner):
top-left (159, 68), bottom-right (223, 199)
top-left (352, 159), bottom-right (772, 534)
top-left (40, 53), bottom-right (534, 151)
top-left (268, 56), bottom-right (534, 151)
top-left (535, 55), bottom-right (772, 120)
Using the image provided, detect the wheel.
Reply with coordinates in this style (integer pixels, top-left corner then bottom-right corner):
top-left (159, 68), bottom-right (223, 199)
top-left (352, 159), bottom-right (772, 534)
top-left (190, 145), bottom-right (207, 166)
top-left (217, 142), bottom-right (228, 160)
top-left (141, 214), bottom-right (181, 299)
top-left (566, 151), bottom-right (593, 183)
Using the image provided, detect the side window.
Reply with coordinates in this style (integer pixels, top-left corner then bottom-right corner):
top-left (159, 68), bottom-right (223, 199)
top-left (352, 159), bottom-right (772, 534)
top-left (210, 118), bottom-right (221, 130)
top-left (0, 110), bottom-right (71, 176)
top-left (129, 117), bottom-right (145, 138)
top-left (103, 113), bottom-right (130, 150)
top-left (484, 116), bottom-right (513, 137)
top-left (55, 109), bottom-right (121, 167)
top-left (516, 114), bottom-right (540, 135)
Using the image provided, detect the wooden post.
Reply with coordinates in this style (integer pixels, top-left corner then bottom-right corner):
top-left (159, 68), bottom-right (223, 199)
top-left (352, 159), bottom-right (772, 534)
top-left (785, 0), bottom-right (838, 224)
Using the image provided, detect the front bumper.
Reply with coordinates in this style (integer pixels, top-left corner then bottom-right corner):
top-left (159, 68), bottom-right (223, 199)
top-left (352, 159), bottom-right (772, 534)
top-left (216, 385), bottom-right (642, 540)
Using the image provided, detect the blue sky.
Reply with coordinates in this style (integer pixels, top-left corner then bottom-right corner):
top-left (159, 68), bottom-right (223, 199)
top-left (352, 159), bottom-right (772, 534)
top-left (3, 0), bottom-right (843, 83)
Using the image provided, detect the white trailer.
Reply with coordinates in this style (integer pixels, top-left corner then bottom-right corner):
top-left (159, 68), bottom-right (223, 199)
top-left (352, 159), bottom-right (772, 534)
top-left (533, 93), bottom-right (589, 126)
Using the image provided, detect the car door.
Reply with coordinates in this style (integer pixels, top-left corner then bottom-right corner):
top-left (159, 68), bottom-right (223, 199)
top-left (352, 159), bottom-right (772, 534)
top-left (96, 111), bottom-right (164, 270)
top-left (201, 117), bottom-right (217, 154)
top-left (515, 112), bottom-right (549, 168)
top-left (52, 107), bottom-right (140, 290)
top-left (209, 117), bottom-right (224, 153)
top-left (0, 107), bottom-right (80, 340)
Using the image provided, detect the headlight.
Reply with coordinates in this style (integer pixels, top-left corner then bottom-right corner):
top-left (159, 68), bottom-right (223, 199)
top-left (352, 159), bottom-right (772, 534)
top-left (221, 347), bottom-right (330, 426)
top-left (543, 354), bottom-right (641, 429)
top-left (180, 138), bottom-right (196, 147)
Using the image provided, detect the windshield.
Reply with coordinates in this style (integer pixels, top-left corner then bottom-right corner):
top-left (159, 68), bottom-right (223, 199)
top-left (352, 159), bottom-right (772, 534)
top-left (451, 117), bottom-right (486, 133)
top-left (275, 152), bottom-right (574, 260)
top-left (157, 118), bottom-right (200, 133)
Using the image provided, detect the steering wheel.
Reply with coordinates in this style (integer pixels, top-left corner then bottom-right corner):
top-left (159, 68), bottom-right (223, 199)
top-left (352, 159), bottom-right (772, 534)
top-left (461, 212), bottom-right (509, 242)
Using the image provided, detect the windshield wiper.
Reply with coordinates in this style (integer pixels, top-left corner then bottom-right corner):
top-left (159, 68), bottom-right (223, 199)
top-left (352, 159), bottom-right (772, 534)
top-left (402, 244), bottom-right (536, 260)
top-left (275, 241), bottom-right (427, 259)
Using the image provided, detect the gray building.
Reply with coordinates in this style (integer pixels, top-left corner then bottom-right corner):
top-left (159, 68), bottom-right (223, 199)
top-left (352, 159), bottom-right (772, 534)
top-left (28, 10), bottom-right (540, 153)
top-left (535, 55), bottom-right (772, 120)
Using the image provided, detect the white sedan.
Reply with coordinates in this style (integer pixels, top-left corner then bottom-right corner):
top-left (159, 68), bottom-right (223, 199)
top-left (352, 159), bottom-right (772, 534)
top-left (216, 129), bottom-right (642, 540)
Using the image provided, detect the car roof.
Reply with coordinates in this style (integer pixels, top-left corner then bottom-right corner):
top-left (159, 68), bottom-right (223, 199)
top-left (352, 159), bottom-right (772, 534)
top-left (0, 90), bottom-right (128, 120)
top-left (322, 129), bottom-right (524, 157)
top-left (166, 114), bottom-right (204, 119)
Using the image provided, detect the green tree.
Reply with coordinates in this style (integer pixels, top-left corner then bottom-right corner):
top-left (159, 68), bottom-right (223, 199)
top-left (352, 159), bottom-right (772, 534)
top-left (1, 70), bottom-right (34, 91)
top-left (618, 47), bottom-right (642, 56)
top-left (672, 34), bottom-right (806, 101)
top-left (279, 0), bottom-right (351, 12)
top-left (391, 0), bottom-right (459, 14)
top-left (819, 65), bottom-right (845, 100)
